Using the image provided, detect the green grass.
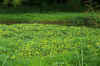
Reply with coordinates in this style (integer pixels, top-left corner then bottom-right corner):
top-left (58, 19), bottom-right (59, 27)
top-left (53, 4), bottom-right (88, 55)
top-left (0, 11), bottom-right (100, 25)
top-left (0, 7), bottom-right (90, 23)
top-left (0, 7), bottom-right (100, 24)
top-left (0, 12), bottom-right (88, 22)
top-left (0, 8), bottom-right (100, 66)
top-left (0, 23), bottom-right (100, 66)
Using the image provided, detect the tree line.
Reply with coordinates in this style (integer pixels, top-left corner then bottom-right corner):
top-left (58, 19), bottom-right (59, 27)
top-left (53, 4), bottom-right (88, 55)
top-left (0, 0), bottom-right (81, 7)
top-left (0, 0), bottom-right (99, 11)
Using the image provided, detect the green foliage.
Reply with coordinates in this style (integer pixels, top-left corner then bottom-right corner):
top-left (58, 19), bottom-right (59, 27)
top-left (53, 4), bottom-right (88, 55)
top-left (3, 0), bottom-right (9, 6)
top-left (84, 0), bottom-right (100, 26)
top-left (66, 0), bottom-right (83, 11)
top-left (0, 23), bottom-right (100, 66)
top-left (0, 9), bottom-right (89, 23)
top-left (12, 0), bottom-right (22, 7)
top-left (0, 0), bottom-right (84, 11)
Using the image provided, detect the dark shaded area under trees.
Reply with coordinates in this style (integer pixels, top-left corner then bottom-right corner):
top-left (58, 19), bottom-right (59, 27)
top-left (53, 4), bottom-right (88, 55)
top-left (0, 0), bottom-right (100, 12)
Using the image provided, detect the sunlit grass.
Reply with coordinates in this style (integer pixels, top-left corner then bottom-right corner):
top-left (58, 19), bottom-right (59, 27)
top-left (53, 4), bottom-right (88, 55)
top-left (0, 23), bottom-right (100, 66)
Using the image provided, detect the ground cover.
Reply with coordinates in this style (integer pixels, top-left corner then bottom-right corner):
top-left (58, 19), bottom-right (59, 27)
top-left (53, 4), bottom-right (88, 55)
top-left (0, 23), bottom-right (100, 66)
top-left (0, 7), bottom-right (89, 23)
top-left (0, 8), bottom-right (100, 66)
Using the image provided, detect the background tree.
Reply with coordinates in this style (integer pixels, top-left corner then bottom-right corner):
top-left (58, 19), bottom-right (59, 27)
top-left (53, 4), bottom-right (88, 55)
top-left (3, 0), bottom-right (9, 7)
top-left (12, 0), bottom-right (22, 7)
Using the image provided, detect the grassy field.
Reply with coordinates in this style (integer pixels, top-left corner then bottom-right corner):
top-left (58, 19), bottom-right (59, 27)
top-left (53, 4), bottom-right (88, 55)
top-left (0, 23), bottom-right (100, 66)
top-left (0, 9), bottom-right (100, 66)
top-left (0, 12), bottom-right (89, 23)
top-left (0, 8), bottom-right (90, 23)
top-left (0, 7), bottom-right (100, 24)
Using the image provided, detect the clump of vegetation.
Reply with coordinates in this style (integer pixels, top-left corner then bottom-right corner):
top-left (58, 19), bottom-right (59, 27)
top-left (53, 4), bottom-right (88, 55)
top-left (84, 0), bottom-right (100, 26)
top-left (66, 0), bottom-right (100, 27)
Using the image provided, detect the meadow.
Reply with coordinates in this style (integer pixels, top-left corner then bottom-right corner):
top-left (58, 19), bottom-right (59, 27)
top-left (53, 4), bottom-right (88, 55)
top-left (0, 8), bottom-right (100, 66)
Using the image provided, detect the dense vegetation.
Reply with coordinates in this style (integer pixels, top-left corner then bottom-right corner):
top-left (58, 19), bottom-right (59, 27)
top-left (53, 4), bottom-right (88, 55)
top-left (0, 0), bottom-right (86, 11)
top-left (0, 24), bottom-right (100, 66)
top-left (0, 0), bottom-right (100, 66)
